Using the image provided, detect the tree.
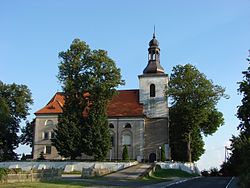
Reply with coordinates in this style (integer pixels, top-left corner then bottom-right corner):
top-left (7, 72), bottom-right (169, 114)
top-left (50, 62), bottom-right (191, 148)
top-left (160, 144), bottom-right (166, 162)
top-left (167, 64), bottom-right (226, 162)
top-left (237, 55), bottom-right (250, 135)
top-left (122, 145), bottom-right (129, 161)
top-left (52, 39), bottom-right (124, 160)
top-left (20, 119), bottom-right (35, 149)
top-left (221, 54), bottom-right (250, 187)
top-left (0, 81), bottom-right (33, 161)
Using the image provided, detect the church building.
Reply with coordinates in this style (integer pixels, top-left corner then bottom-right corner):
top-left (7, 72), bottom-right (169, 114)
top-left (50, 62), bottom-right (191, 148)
top-left (33, 33), bottom-right (169, 162)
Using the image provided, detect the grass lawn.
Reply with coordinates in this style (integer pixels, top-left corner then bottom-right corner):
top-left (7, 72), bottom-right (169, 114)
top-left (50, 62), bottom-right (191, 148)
top-left (143, 168), bottom-right (199, 181)
top-left (0, 168), bottom-right (200, 187)
top-left (154, 168), bottom-right (199, 178)
top-left (0, 180), bottom-right (90, 188)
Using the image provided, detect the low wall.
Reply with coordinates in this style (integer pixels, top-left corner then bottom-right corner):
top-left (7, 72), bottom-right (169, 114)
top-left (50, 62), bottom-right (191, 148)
top-left (0, 161), bottom-right (138, 173)
top-left (156, 162), bottom-right (200, 174)
top-left (1, 169), bottom-right (62, 183)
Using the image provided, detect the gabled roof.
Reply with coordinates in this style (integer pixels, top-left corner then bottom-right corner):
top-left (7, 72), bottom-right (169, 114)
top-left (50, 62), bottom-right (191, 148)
top-left (35, 90), bottom-right (144, 117)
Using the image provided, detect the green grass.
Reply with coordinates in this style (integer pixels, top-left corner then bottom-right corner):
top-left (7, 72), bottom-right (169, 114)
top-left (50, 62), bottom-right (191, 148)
top-left (0, 180), bottom-right (90, 188)
top-left (154, 168), bottom-right (199, 178)
top-left (0, 168), bottom-right (200, 187)
top-left (143, 168), bottom-right (199, 181)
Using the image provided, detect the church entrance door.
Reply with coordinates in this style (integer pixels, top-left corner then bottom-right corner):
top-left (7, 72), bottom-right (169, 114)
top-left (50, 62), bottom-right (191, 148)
top-left (149, 153), bottom-right (156, 162)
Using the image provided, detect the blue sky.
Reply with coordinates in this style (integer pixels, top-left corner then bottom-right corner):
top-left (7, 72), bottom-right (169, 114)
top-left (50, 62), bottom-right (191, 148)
top-left (1, 0), bottom-right (249, 170)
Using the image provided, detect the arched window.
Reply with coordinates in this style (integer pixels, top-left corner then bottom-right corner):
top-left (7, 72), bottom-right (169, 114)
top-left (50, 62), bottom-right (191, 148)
top-left (125, 123), bottom-right (131, 128)
top-left (45, 120), bottom-right (53, 126)
top-left (109, 123), bottom-right (114, 128)
top-left (150, 84), bottom-right (155, 97)
top-left (122, 134), bottom-right (132, 146)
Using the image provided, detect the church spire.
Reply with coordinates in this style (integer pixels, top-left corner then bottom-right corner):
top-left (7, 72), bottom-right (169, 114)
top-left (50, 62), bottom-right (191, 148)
top-left (153, 25), bottom-right (156, 38)
top-left (143, 30), bottom-right (165, 74)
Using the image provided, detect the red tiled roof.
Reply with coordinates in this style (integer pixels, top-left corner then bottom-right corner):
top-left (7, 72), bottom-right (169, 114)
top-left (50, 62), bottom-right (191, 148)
top-left (35, 90), bottom-right (144, 117)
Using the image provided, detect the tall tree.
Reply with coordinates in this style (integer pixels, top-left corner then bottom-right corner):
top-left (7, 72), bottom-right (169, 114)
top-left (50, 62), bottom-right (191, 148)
top-left (237, 55), bottom-right (250, 135)
top-left (52, 39), bottom-right (124, 160)
top-left (167, 64), bottom-right (226, 162)
top-left (20, 119), bottom-right (35, 156)
top-left (0, 81), bottom-right (33, 161)
top-left (221, 53), bottom-right (250, 187)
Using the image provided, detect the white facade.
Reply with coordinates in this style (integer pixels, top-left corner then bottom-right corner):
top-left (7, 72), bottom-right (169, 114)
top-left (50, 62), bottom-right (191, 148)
top-left (138, 74), bottom-right (169, 118)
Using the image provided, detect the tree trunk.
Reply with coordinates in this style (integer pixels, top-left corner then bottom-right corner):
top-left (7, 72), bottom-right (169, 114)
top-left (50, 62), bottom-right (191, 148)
top-left (187, 132), bottom-right (192, 162)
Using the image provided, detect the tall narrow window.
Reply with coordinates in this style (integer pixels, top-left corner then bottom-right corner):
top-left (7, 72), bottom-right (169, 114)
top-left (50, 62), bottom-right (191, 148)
top-left (44, 146), bottom-right (51, 154)
top-left (150, 84), bottom-right (155, 97)
top-left (43, 132), bottom-right (49, 140)
top-left (111, 135), bottom-right (115, 147)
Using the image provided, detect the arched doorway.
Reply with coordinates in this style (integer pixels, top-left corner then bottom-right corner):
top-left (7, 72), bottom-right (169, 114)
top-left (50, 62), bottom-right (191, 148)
top-left (149, 153), bottom-right (156, 162)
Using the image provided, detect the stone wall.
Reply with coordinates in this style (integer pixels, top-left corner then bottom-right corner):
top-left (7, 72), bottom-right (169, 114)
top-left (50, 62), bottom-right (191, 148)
top-left (0, 169), bottom-right (62, 183)
top-left (0, 161), bottom-right (138, 173)
top-left (156, 162), bottom-right (200, 174)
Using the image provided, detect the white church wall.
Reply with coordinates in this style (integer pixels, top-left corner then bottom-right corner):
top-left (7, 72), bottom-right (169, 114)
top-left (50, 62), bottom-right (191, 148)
top-left (139, 75), bottom-right (169, 118)
top-left (34, 115), bottom-right (60, 159)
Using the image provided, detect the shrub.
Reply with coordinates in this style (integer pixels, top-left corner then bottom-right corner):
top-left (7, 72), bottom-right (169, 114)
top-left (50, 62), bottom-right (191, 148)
top-left (210, 167), bottom-right (219, 176)
top-left (38, 151), bottom-right (45, 160)
top-left (161, 144), bottom-right (166, 162)
top-left (0, 168), bottom-right (7, 181)
top-left (122, 145), bottom-right (129, 161)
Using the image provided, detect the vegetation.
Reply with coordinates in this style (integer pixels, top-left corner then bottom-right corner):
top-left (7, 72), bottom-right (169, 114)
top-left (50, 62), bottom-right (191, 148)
top-left (153, 168), bottom-right (198, 178)
top-left (52, 38), bottom-right (124, 160)
top-left (0, 168), bottom-right (7, 181)
top-left (166, 64), bottom-right (227, 162)
top-left (160, 144), bottom-right (166, 162)
top-left (0, 180), bottom-right (90, 188)
top-left (220, 55), bottom-right (250, 188)
top-left (0, 81), bottom-right (33, 161)
top-left (122, 145), bottom-right (129, 161)
top-left (20, 118), bottom-right (35, 149)
top-left (144, 165), bottom-right (198, 182)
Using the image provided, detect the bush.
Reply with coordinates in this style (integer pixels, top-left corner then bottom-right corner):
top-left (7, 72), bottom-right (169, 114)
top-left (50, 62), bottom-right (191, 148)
top-left (240, 172), bottom-right (250, 188)
top-left (210, 167), bottom-right (219, 176)
top-left (161, 144), bottom-right (166, 162)
top-left (38, 152), bottom-right (45, 160)
top-left (0, 168), bottom-right (7, 181)
top-left (122, 145), bottom-right (129, 161)
top-left (201, 170), bottom-right (209, 177)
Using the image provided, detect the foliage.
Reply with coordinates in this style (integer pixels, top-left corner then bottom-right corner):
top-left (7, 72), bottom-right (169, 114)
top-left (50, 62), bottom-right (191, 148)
top-left (21, 153), bottom-right (27, 161)
top-left (0, 168), bottom-right (7, 181)
top-left (220, 54), bottom-right (250, 187)
top-left (237, 56), bottom-right (250, 134)
top-left (122, 145), bottom-right (129, 161)
top-left (20, 118), bottom-right (35, 149)
top-left (87, 102), bottom-right (111, 161)
top-left (167, 64), bottom-right (226, 162)
top-left (52, 39), bottom-right (124, 160)
top-left (160, 144), bottom-right (166, 162)
top-left (209, 167), bottom-right (219, 176)
top-left (38, 152), bottom-right (45, 160)
top-left (0, 81), bottom-right (33, 161)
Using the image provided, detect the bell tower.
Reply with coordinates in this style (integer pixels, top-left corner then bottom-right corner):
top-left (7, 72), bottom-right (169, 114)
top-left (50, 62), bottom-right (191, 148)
top-left (138, 32), bottom-right (169, 118)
